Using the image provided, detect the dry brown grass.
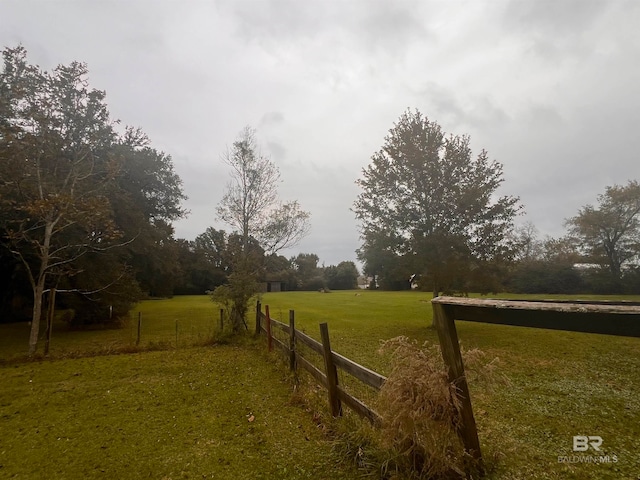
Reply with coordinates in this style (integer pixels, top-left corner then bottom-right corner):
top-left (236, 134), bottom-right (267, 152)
top-left (375, 336), bottom-right (504, 479)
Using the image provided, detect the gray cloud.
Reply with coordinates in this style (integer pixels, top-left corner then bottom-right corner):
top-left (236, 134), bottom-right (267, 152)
top-left (2, 0), bottom-right (639, 266)
top-left (504, 0), bottom-right (609, 35)
top-left (266, 141), bottom-right (287, 161)
top-left (260, 111), bottom-right (285, 127)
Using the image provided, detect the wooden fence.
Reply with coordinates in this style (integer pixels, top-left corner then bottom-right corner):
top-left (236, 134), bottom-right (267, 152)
top-left (255, 301), bottom-right (386, 425)
top-left (431, 296), bottom-right (640, 473)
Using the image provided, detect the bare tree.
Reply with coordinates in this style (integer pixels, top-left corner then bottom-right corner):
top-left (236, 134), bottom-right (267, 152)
top-left (214, 126), bottom-right (310, 331)
top-left (216, 126), bottom-right (310, 254)
top-left (512, 222), bottom-right (543, 262)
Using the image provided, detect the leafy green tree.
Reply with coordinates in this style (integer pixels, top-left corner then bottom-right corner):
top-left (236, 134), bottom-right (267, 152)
top-left (324, 261), bottom-right (359, 290)
top-left (566, 180), bottom-right (640, 286)
top-left (357, 230), bottom-right (413, 290)
top-left (194, 227), bottom-right (227, 269)
top-left (507, 226), bottom-right (584, 294)
top-left (291, 253), bottom-right (325, 290)
top-left (173, 228), bottom-right (229, 295)
top-left (264, 253), bottom-right (297, 290)
top-left (0, 47), bottom-right (187, 351)
top-left (354, 109), bottom-right (522, 296)
top-left (108, 131), bottom-right (187, 299)
top-left (0, 46), bottom-right (123, 354)
top-left (212, 233), bottom-right (265, 331)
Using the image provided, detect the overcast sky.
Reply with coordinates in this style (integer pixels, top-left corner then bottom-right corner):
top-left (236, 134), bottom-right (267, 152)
top-left (2, 0), bottom-right (639, 267)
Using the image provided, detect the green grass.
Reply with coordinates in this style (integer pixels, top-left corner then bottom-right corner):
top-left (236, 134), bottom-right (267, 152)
top-left (0, 296), bottom-right (223, 361)
top-left (260, 290), bottom-right (640, 479)
top-left (1, 291), bottom-right (639, 479)
top-left (0, 343), bottom-right (357, 479)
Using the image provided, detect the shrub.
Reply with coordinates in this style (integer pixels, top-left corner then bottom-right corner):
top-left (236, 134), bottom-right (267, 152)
top-left (209, 270), bottom-right (261, 333)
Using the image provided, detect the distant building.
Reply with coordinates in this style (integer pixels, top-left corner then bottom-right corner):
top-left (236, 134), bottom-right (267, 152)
top-left (262, 280), bottom-right (286, 292)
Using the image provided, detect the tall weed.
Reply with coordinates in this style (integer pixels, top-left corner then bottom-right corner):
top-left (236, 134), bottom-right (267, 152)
top-left (374, 336), bottom-right (504, 479)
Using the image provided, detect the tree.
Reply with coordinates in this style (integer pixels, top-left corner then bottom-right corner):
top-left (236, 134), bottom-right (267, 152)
top-left (291, 253), bottom-right (325, 290)
top-left (216, 126), bottom-right (310, 255)
top-left (325, 261), bottom-right (359, 290)
top-left (193, 227), bottom-right (227, 269)
top-left (512, 222), bottom-right (543, 263)
top-left (354, 109), bottom-right (522, 296)
top-left (214, 127), bottom-right (310, 331)
top-left (0, 47), bottom-right (188, 351)
top-left (507, 229), bottom-right (584, 294)
top-left (172, 228), bottom-right (228, 295)
top-left (567, 180), bottom-right (640, 286)
top-left (0, 46), bottom-right (124, 354)
top-left (106, 130), bottom-right (187, 300)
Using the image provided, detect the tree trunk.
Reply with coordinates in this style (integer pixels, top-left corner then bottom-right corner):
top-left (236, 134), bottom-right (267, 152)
top-left (28, 275), bottom-right (46, 356)
top-left (28, 219), bottom-right (53, 356)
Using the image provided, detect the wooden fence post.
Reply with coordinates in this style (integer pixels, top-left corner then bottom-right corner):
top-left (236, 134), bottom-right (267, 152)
top-left (136, 312), bottom-right (141, 346)
top-left (432, 303), bottom-right (483, 472)
top-left (255, 301), bottom-right (261, 336)
top-left (219, 308), bottom-right (224, 331)
top-left (289, 310), bottom-right (296, 373)
top-left (265, 305), bottom-right (273, 352)
top-left (320, 322), bottom-right (342, 417)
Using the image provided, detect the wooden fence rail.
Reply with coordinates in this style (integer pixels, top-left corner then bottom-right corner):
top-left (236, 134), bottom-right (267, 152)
top-left (256, 301), bottom-right (386, 425)
top-left (430, 296), bottom-right (640, 474)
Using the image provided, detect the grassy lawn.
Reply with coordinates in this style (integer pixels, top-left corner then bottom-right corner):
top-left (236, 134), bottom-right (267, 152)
top-left (260, 290), bottom-right (640, 480)
top-left (0, 296), bottom-right (223, 361)
top-left (0, 344), bottom-right (357, 479)
top-left (1, 291), bottom-right (639, 479)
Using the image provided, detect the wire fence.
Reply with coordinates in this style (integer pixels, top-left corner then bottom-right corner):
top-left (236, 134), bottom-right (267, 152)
top-left (0, 307), bottom-right (224, 360)
top-left (126, 309), bottom-right (220, 349)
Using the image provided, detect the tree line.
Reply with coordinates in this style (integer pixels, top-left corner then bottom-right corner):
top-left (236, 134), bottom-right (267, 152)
top-left (2, 47), bottom-right (639, 353)
top-left (175, 234), bottom-right (358, 295)
top-left (354, 110), bottom-right (640, 295)
top-left (0, 46), bottom-right (353, 341)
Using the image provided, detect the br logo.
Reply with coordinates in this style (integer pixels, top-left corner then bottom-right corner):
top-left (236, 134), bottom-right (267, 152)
top-left (573, 435), bottom-right (603, 452)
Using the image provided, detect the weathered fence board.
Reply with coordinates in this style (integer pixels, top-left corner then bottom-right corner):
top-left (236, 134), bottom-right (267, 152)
top-left (432, 302), bottom-right (483, 469)
top-left (320, 322), bottom-right (343, 417)
top-left (331, 351), bottom-right (386, 390)
top-left (296, 353), bottom-right (327, 387)
top-left (257, 303), bottom-right (383, 426)
top-left (337, 386), bottom-right (382, 426)
top-left (265, 305), bottom-right (273, 352)
top-left (288, 311), bottom-right (296, 372)
top-left (431, 297), bottom-right (640, 337)
top-left (295, 330), bottom-right (324, 356)
top-left (430, 295), bottom-right (640, 476)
